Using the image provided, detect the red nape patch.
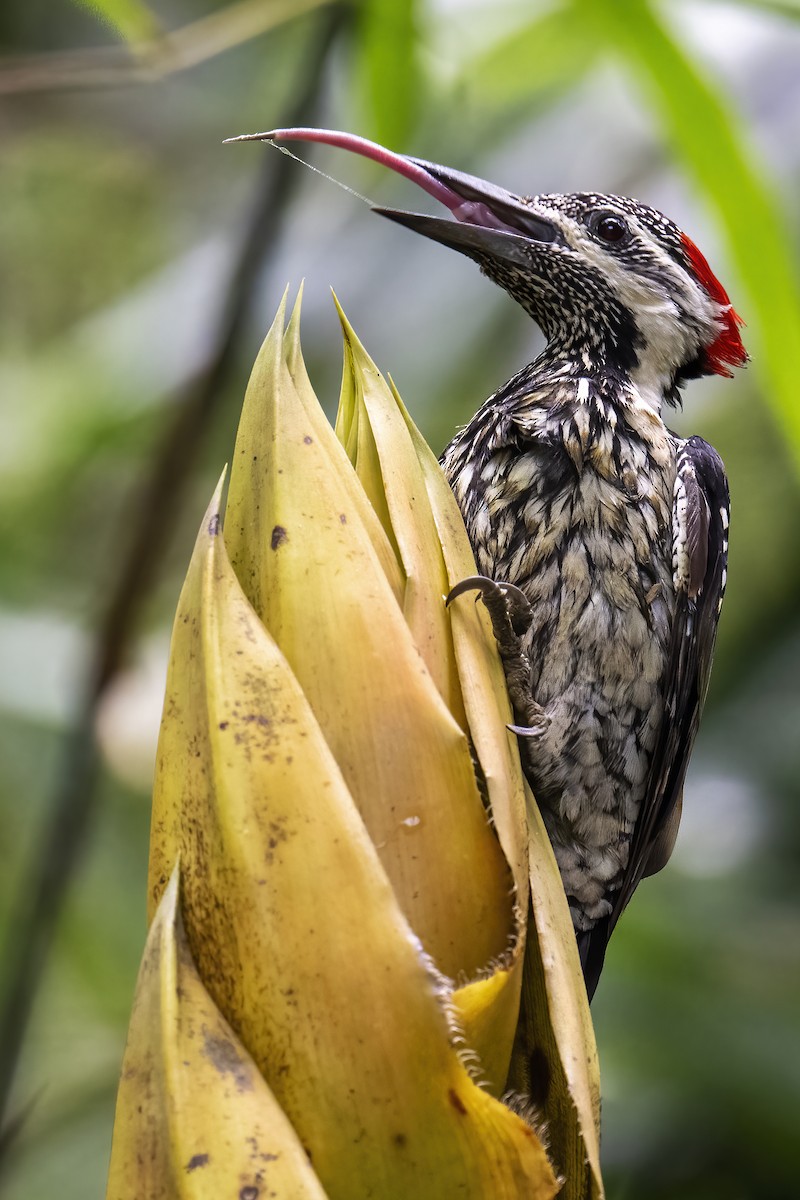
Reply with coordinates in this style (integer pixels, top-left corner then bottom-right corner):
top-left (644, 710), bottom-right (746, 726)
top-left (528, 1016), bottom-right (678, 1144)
top-left (681, 233), bottom-right (747, 377)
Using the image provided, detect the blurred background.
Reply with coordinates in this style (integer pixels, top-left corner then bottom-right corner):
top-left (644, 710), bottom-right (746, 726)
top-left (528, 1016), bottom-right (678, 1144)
top-left (1, 0), bottom-right (799, 1196)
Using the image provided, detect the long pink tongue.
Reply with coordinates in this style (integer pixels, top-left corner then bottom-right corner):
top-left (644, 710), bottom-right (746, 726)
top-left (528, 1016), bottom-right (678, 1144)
top-left (224, 126), bottom-right (508, 231)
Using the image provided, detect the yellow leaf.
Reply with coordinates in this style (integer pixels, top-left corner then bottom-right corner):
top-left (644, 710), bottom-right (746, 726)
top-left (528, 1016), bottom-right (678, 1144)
top-left (149, 485), bottom-right (558, 1200)
top-left (283, 287), bottom-right (405, 603)
top-left (222, 300), bottom-right (513, 982)
top-left (107, 866), bottom-right (330, 1200)
top-left (334, 296), bottom-right (466, 726)
top-left (514, 785), bottom-right (604, 1200)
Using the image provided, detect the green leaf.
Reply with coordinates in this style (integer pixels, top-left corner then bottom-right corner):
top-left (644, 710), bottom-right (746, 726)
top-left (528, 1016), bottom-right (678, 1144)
top-left (356, 0), bottom-right (420, 147)
top-left (72, 0), bottom-right (161, 44)
top-left (463, 2), bottom-right (599, 110)
top-left (575, 0), bottom-right (800, 466)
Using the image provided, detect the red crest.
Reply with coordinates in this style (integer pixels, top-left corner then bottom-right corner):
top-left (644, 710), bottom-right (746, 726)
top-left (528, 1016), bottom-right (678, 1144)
top-left (681, 233), bottom-right (747, 377)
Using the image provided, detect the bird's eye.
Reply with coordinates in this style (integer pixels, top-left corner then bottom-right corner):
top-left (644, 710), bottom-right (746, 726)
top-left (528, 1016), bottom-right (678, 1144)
top-left (590, 212), bottom-right (628, 244)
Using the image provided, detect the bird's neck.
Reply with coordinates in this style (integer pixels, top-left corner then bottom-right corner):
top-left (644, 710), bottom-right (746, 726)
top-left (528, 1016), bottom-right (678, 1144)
top-left (526, 339), bottom-right (678, 418)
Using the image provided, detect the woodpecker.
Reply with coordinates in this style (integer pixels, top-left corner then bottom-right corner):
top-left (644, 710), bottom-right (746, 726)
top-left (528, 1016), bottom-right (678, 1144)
top-left (232, 129), bottom-right (746, 998)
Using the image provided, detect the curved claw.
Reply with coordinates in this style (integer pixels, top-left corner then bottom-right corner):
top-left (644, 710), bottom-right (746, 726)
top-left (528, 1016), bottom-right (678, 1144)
top-left (495, 583), bottom-right (533, 635)
top-left (507, 721), bottom-right (549, 739)
top-left (446, 576), bottom-right (531, 614)
top-left (495, 582), bottom-right (530, 609)
top-left (445, 574), bottom-right (496, 607)
top-left (447, 576), bottom-right (533, 638)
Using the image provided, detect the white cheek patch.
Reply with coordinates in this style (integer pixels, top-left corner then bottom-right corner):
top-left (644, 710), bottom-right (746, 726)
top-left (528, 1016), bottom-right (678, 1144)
top-left (556, 215), bottom-right (720, 402)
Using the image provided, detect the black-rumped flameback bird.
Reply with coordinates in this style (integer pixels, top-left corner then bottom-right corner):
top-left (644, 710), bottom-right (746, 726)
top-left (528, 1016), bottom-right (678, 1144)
top-left (230, 128), bottom-right (746, 999)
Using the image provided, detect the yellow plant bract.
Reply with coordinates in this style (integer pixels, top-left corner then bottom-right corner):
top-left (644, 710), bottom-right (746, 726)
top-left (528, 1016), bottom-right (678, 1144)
top-left (108, 292), bottom-right (603, 1199)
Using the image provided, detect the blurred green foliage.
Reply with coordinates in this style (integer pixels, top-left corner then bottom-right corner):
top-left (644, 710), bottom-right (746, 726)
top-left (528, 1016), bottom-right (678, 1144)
top-left (357, 0), bottom-right (420, 144)
top-left (583, 0), bottom-right (800, 459)
top-left (73, 0), bottom-right (162, 44)
top-left (1, 2), bottom-right (799, 1198)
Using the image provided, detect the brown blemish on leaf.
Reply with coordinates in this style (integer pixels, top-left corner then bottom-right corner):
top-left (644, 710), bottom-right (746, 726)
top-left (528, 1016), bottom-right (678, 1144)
top-left (447, 1088), bottom-right (467, 1115)
top-left (265, 818), bottom-right (293, 864)
top-left (245, 1136), bottom-right (279, 1166)
top-left (201, 1028), bottom-right (253, 1093)
top-left (185, 1153), bottom-right (210, 1172)
top-left (270, 525), bottom-right (288, 550)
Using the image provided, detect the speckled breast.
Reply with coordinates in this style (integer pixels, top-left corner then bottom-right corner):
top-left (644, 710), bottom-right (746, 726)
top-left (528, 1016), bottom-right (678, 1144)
top-left (446, 391), bottom-right (679, 928)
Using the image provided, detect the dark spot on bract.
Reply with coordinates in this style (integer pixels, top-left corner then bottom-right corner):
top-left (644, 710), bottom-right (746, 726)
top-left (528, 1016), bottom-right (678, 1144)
top-left (207, 514), bottom-right (221, 536)
top-left (202, 1030), bottom-right (253, 1092)
top-left (240, 1187), bottom-right (259, 1200)
top-left (271, 525), bottom-right (288, 550)
top-left (243, 713), bottom-right (270, 727)
top-left (303, 435), bottom-right (313, 444)
top-left (527, 1046), bottom-right (551, 1108)
top-left (448, 1088), bottom-right (467, 1115)
top-left (393, 1132), bottom-right (407, 1148)
top-left (185, 1153), bottom-right (209, 1172)
top-left (339, 513), bottom-right (347, 524)
top-left (218, 721), bottom-right (229, 731)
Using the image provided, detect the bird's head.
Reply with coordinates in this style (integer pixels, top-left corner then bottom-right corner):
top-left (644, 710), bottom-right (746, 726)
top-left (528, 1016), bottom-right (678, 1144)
top-left (227, 128), bottom-right (747, 403)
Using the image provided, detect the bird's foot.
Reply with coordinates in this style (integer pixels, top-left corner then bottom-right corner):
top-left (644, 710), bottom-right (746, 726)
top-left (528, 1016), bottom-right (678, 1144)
top-left (447, 575), bottom-right (532, 639)
top-left (446, 575), bottom-right (549, 737)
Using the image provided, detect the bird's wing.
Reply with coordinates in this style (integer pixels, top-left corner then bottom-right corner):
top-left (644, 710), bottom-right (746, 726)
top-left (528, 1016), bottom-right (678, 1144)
top-left (580, 435), bottom-right (729, 997)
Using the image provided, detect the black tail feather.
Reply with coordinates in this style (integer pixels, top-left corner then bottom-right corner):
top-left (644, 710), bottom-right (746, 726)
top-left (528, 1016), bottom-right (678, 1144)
top-left (577, 920), bottom-right (610, 1002)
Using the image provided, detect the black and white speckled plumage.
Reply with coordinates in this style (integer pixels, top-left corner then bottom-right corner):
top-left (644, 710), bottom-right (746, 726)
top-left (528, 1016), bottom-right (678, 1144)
top-left (444, 362), bottom-right (675, 913)
top-left (399, 179), bottom-right (740, 998)
top-left (442, 355), bottom-right (729, 995)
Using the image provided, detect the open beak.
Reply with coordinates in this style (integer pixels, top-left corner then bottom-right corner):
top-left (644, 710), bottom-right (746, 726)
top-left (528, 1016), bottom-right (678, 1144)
top-left (224, 127), bottom-right (559, 269)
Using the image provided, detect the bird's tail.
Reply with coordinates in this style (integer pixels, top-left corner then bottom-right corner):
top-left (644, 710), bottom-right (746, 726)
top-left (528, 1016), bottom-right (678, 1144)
top-left (577, 921), bottom-right (611, 1002)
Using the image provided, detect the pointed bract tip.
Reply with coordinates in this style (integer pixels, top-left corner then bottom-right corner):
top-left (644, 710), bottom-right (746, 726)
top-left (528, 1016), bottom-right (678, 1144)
top-left (330, 288), bottom-right (356, 346)
top-left (267, 284), bottom-right (290, 338)
top-left (260, 283), bottom-right (288, 329)
top-left (329, 286), bottom-right (345, 319)
top-left (152, 859), bottom-right (181, 932)
top-left (287, 280), bottom-right (305, 331)
top-left (205, 466), bottom-right (229, 540)
top-left (330, 290), bottom-right (372, 365)
top-left (248, 290), bottom-right (289, 393)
